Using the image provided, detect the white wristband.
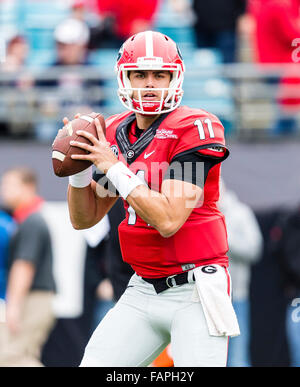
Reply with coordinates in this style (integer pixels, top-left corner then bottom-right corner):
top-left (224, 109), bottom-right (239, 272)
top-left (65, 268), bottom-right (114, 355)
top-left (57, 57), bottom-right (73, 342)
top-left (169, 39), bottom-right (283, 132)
top-left (69, 166), bottom-right (93, 188)
top-left (106, 162), bottom-right (146, 199)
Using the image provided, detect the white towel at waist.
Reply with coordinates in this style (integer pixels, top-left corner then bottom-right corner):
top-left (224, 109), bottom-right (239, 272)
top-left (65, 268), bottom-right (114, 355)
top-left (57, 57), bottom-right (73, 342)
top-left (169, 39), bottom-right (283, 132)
top-left (193, 265), bottom-right (240, 337)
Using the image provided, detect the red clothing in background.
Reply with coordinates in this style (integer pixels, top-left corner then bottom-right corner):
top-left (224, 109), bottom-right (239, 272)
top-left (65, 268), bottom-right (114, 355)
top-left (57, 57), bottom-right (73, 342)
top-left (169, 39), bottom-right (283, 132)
top-left (247, 0), bottom-right (264, 19)
top-left (278, 72), bottom-right (300, 111)
top-left (248, 1), bottom-right (300, 112)
top-left (96, 0), bottom-right (160, 40)
top-left (251, 0), bottom-right (300, 63)
top-left (13, 196), bottom-right (44, 224)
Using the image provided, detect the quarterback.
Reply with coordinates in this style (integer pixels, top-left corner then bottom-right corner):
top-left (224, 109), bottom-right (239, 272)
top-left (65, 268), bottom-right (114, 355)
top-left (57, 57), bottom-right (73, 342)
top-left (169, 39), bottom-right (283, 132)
top-left (64, 31), bottom-right (239, 366)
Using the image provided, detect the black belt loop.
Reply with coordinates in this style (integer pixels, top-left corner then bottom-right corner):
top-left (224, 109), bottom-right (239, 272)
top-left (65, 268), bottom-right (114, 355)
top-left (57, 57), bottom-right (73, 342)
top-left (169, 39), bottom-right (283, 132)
top-left (142, 271), bottom-right (195, 294)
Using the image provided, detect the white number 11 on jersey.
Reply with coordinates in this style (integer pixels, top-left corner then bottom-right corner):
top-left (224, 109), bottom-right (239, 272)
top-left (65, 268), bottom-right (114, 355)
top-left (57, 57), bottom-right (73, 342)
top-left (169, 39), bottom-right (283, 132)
top-left (194, 118), bottom-right (215, 140)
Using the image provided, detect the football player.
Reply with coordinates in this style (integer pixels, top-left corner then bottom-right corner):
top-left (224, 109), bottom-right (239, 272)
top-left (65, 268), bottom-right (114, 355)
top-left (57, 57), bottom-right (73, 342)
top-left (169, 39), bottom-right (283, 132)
top-left (63, 31), bottom-right (239, 366)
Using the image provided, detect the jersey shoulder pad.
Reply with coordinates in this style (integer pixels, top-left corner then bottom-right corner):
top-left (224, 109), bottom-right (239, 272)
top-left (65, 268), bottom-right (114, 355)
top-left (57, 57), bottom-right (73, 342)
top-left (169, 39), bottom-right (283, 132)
top-left (105, 111), bottom-right (132, 142)
top-left (166, 106), bottom-right (228, 160)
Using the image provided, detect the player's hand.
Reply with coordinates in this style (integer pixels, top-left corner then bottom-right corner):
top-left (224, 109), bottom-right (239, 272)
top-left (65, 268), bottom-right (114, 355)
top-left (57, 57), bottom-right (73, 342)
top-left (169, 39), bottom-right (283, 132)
top-left (70, 117), bottom-right (118, 174)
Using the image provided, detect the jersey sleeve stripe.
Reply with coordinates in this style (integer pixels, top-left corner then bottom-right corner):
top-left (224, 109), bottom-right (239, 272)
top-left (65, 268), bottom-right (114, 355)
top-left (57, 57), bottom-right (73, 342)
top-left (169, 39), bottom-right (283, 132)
top-left (171, 144), bottom-right (230, 163)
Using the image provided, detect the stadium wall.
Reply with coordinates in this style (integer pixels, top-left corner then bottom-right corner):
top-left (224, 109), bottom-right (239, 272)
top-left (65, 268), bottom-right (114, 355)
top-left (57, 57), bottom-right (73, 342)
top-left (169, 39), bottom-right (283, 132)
top-left (0, 140), bottom-right (298, 211)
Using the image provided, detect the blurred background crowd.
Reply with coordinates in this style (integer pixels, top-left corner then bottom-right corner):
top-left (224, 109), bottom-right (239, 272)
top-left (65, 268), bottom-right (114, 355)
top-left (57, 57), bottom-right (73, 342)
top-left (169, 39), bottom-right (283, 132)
top-left (0, 0), bottom-right (300, 367)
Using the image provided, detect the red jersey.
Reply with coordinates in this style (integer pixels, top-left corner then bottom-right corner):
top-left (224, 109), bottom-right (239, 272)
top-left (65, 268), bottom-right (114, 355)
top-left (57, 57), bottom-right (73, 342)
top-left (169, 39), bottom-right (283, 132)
top-left (253, 0), bottom-right (300, 63)
top-left (103, 106), bottom-right (230, 278)
top-left (96, 0), bottom-right (160, 39)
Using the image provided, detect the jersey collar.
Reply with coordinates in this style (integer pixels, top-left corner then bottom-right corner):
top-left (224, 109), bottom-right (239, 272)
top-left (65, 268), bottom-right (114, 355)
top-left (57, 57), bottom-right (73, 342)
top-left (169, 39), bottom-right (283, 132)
top-left (115, 112), bottom-right (172, 164)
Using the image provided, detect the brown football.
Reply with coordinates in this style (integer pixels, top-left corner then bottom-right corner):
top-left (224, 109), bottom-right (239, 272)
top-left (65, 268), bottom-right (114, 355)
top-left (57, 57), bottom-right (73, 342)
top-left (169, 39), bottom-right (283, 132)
top-left (52, 112), bottom-right (106, 177)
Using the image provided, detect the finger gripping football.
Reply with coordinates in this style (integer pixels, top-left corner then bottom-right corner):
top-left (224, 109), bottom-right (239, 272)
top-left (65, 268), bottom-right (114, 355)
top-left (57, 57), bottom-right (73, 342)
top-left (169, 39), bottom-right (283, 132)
top-left (52, 113), bottom-right (106, 177)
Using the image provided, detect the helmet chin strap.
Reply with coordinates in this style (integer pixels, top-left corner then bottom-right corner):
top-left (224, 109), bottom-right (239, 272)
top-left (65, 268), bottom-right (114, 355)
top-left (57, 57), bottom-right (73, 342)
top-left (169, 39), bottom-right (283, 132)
top-left (131, 88), bottom-right (165, 114)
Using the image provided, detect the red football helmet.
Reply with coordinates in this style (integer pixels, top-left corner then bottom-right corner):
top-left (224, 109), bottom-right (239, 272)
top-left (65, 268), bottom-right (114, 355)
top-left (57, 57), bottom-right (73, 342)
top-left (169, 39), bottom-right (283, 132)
top-left (115, 30), bottom-right (185, 115)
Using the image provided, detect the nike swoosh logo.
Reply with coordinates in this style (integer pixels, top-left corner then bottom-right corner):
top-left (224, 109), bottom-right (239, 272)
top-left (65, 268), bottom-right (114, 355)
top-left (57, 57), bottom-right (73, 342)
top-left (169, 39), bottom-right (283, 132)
top-left (144, 150), bottom-right (155, 159)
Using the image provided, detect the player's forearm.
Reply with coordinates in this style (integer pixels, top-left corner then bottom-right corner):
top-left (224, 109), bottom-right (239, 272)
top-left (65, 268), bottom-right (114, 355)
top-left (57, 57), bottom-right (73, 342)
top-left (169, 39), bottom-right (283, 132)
top-left (126, 185), bottom-right (186, 238)
top-left (66, 166), bottom-right (98, 229)
top-left (68, 183), bottom-right (118, 229)
top-left (68, 184), bottom-right (96, 229)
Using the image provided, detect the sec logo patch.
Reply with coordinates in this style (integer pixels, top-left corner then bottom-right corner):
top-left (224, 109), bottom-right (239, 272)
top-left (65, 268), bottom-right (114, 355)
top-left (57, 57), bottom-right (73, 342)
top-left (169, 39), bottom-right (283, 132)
top-left (201, 265), bottom-right (217, 274)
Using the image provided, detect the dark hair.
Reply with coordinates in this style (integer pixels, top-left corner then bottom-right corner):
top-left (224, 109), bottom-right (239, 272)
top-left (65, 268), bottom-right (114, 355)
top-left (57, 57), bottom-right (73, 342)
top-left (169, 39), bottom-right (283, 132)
top-left (4, 166), bottom-right (38, 187)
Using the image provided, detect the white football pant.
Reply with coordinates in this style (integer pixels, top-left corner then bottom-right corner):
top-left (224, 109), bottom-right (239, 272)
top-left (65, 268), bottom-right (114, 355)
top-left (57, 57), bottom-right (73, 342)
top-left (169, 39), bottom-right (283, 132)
top-left (80, 271), bottom-right (230, 367)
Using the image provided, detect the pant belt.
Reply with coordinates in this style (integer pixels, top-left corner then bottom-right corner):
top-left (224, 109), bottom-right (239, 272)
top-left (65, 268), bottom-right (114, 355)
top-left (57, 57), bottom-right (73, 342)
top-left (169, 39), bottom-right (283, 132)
top-left (142, 271), bottom-right (195, 294)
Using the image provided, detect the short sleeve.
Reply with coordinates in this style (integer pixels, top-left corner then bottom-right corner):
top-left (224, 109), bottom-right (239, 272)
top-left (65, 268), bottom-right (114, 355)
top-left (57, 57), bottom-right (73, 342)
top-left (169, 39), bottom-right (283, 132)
top-left (163, 152), bottom-right (220, 188)
top-left (12, 214), bottom-right (48, 266)
top-left (167, 110), bottom-right (229, 163)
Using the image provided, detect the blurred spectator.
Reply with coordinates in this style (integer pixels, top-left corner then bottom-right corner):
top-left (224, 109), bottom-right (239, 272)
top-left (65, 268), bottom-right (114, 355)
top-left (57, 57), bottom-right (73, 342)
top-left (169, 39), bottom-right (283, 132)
top-left (35, 17), bottom-right (104, 142)
top-left (81, 197), bottom-right (132, 334)
top-left (40, 201), bottom-right (88, 368)
top-left (250, 0), bottom-right (300, 64)
top-left (1, 34), bottom-right (29, 73)
top-left (246, 0), bottom-right (264, 62)
top-left (218, 181), bottom-right (263, 367)
top-left (71, 0), bottom-right (88, 21)
top-left (250, 208), bottom-right (291, 366)
top-left (69, 0), bottom-right (118, 49)
top-left (191, 0), bottom-right (247, 63)
top-left (249, 0), bottom-right (300, 135)
top-left (0, 167), bottom-right (56, 366)
top-left (90, 0), bottom-right (161, 48)
top-left (54, 18), bottom-right (91, 66)
top-left (41, 197), bottom-right (131, 367)
top-left (0, 34), bottom-right (34, 138)
top-left (269, 205), bottom-right (300, 366)
top-left (0, 33), bottom-right (33, 90)
top-left (0, 209), bottom-right (16, 322)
